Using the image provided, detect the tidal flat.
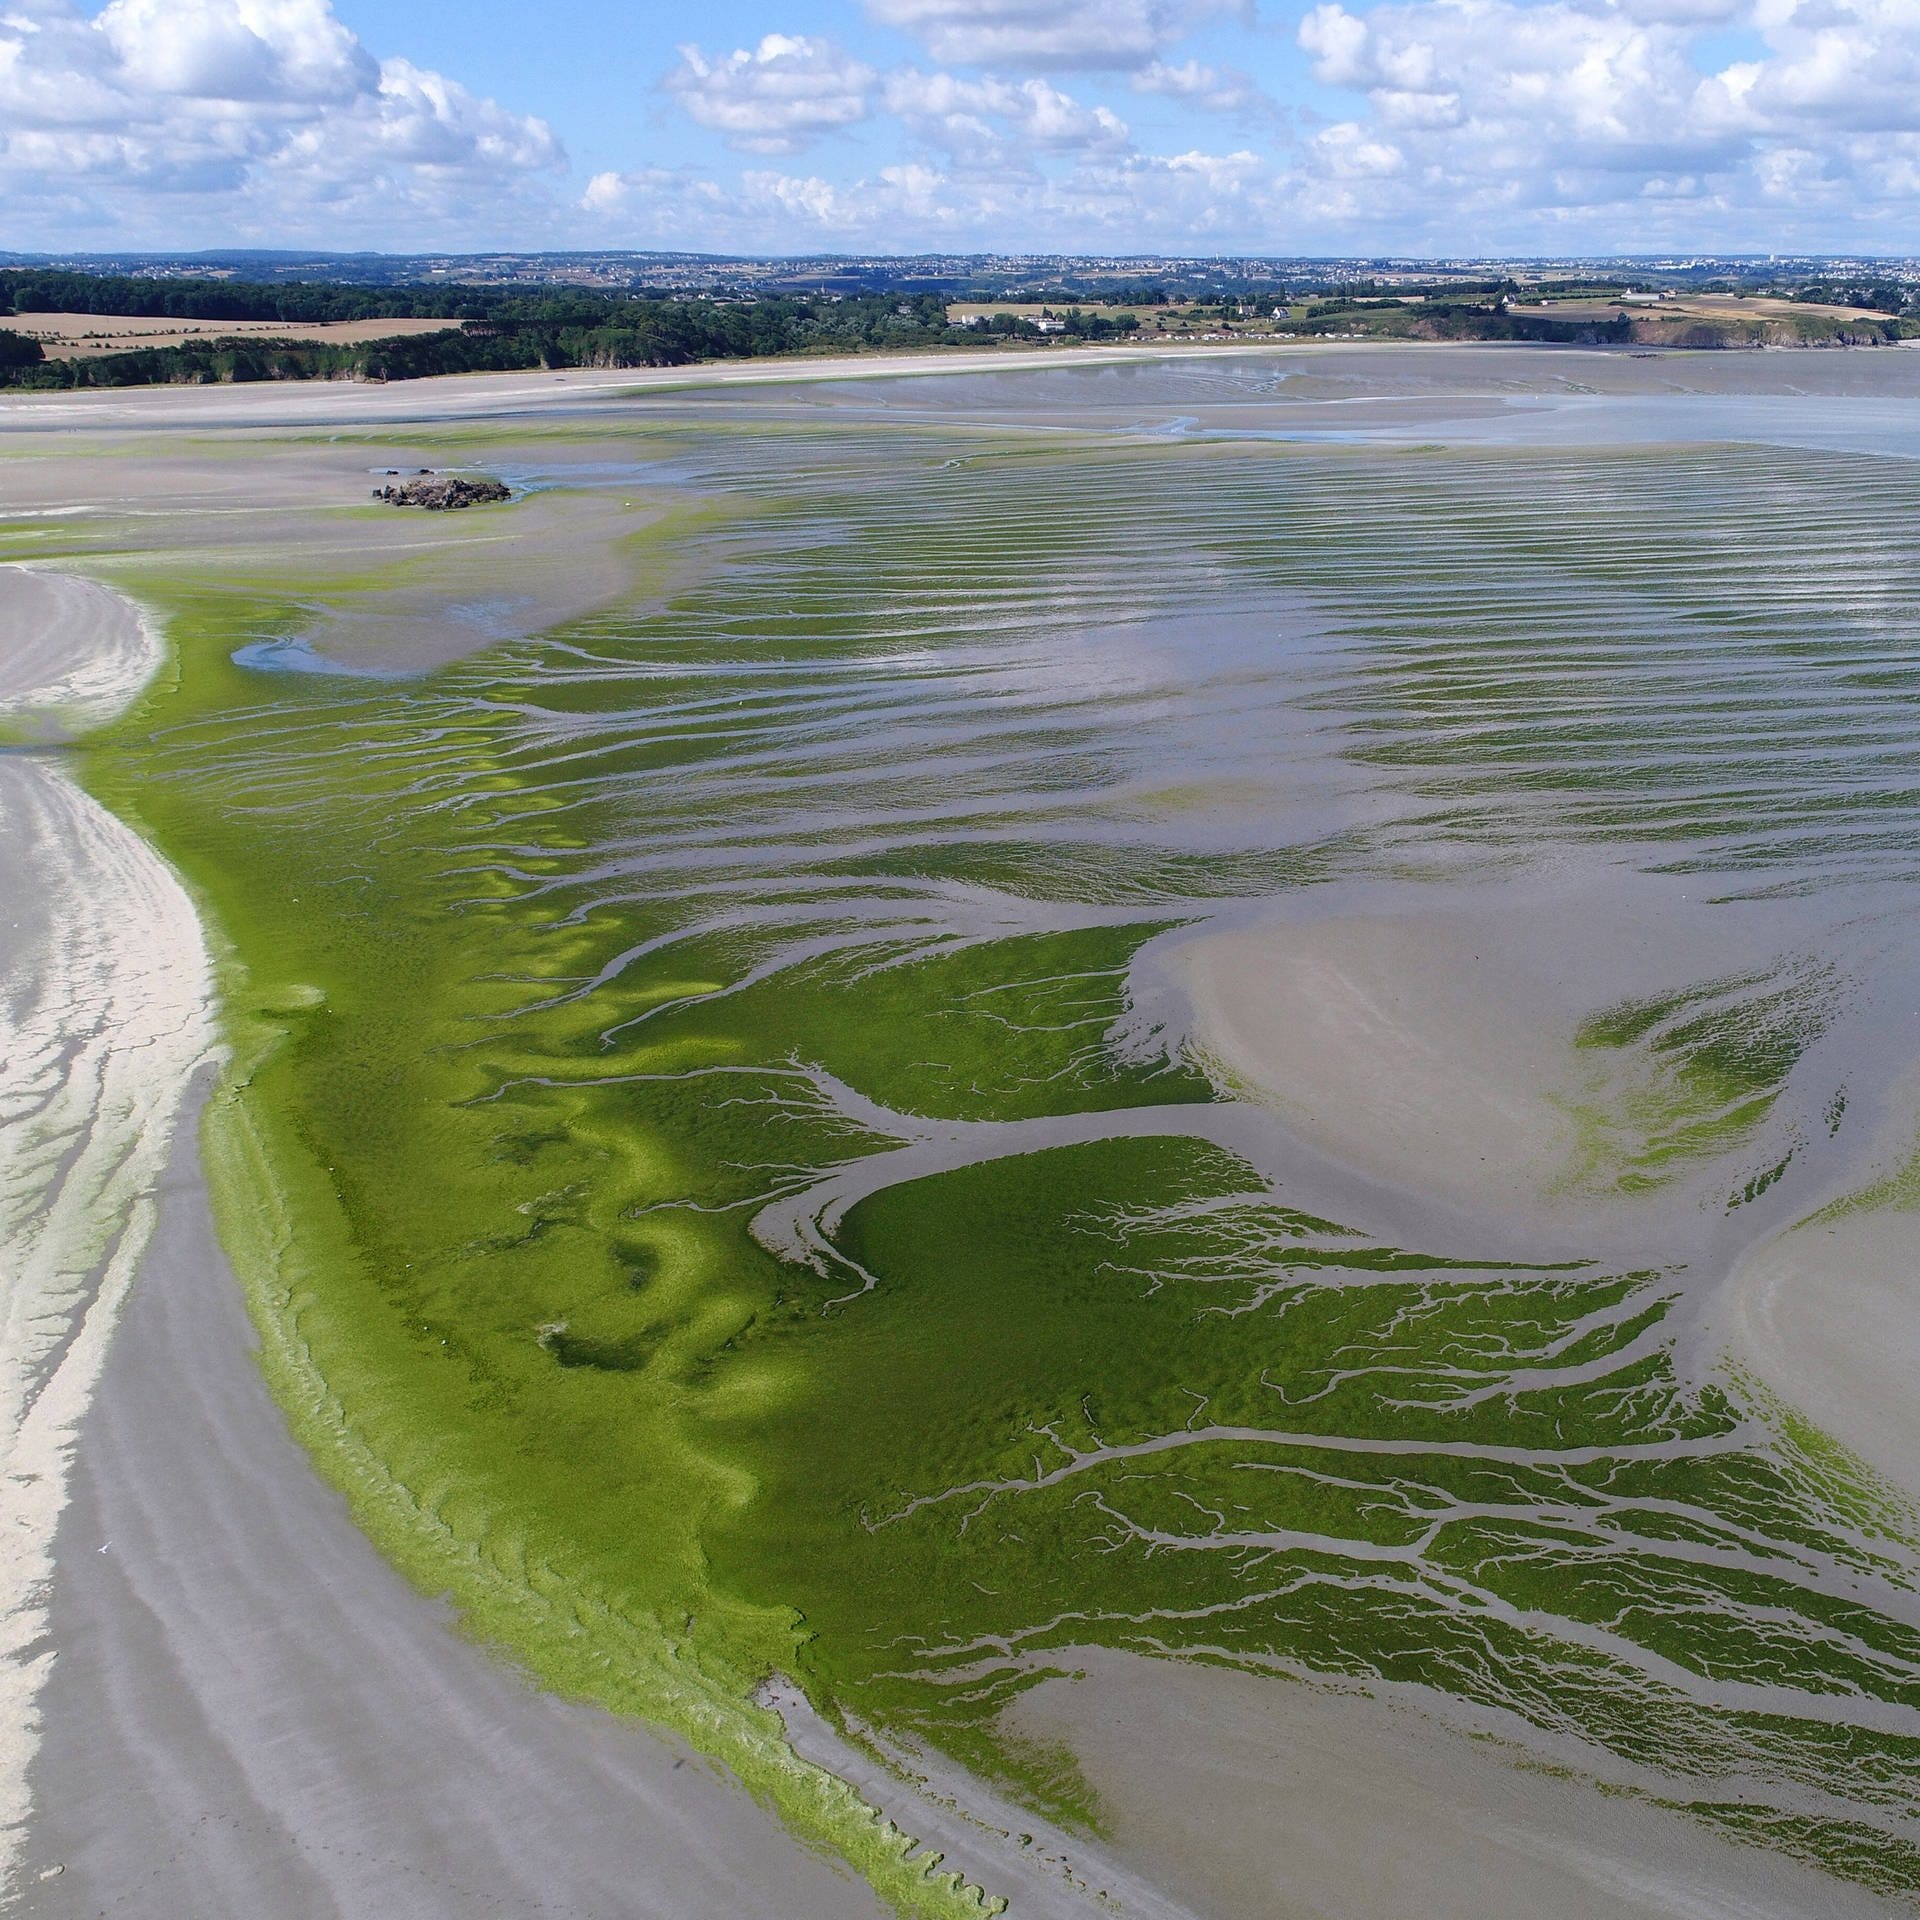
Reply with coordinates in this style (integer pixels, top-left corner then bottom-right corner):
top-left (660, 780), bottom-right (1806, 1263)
top-left (10, 344), bottom-right (1920, 1917)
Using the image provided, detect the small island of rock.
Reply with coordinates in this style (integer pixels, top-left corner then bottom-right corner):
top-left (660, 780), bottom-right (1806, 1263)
top-left (373, 475), bottom-right (511, 510)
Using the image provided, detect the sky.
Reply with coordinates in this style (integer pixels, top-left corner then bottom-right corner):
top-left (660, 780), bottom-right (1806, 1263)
top-left (3, 0), bottom-right (1917, 258)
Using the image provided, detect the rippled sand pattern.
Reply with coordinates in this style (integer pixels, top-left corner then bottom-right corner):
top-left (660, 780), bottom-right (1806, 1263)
top-left (108, 419), bottom-right (1920, 1905)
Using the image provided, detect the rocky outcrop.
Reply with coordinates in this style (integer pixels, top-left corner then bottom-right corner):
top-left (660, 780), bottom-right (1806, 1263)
top-left (372, 474), bottom-right (511, 510)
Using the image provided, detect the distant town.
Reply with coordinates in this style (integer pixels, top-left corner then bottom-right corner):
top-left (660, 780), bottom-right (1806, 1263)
top-left (4, 247), bottom-right (1917, 303)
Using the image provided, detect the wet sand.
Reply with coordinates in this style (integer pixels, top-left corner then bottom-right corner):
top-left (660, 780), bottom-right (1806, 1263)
top-left (5, 337), bottom-right (1919, 439)
top-left (1723, 1200), bottom-right (1920, 1507)
top-left (0, 438), bottom-right (688, 674)
top-left (0, 566), bottom-right (215, 1889)
top-left (1156, 878), bottom-right (1808, 1230)
top-left (1009, 1650), bottom-right (1911, 1920)
top-left (16, 1086), bottom-right (887, 1920)
top-left (0, 568), bottom-right (157, 737)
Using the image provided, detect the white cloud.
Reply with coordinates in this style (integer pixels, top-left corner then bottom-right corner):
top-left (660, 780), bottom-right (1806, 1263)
top-left (1290, 0), bottom-right (1920, 243)
top-left (861, 0), bottom-right (1238, 72)
top-left (666, 34), bottom-right (874, 154)
top-left (96, 0), bottom-right (373, 104)
top-left (1309, 120), bottom-right (1404, 177)
top-left (0, 0), bottom-right (561, 241)
top-left (883, 69), bottom-right (1131, 159)
top-left (1131, 57), bottom-right (1274, 118)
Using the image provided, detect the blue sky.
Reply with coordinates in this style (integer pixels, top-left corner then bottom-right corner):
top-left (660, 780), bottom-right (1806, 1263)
top-left (4, 0), bottom-right (1917, 257)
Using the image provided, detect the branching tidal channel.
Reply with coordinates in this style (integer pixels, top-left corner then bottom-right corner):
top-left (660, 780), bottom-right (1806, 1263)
top-left (80, 410), bottom-right (1920, 1909)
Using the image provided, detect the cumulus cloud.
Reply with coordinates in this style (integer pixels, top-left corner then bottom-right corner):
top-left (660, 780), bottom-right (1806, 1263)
top-left (883, 69), bottom-right (1131, 159)
top-left (96, 0), bottom-right (374, 103)
top-left (0, 0), bottom-right (561, 240)
top-left (1131, 57), bottom-right (1274, 119)
top-left (1291, 0), bottom-right (1920, 240)
top-left (861, 0), bottom-right (1237, 72)
top-left (666, 35), bottom-right (875, 153)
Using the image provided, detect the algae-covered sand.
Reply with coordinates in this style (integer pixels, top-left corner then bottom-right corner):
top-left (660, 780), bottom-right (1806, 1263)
top-left (11, 345), bottom-right (1920, 1918)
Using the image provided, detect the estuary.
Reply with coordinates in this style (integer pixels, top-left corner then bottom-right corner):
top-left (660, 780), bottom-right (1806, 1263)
top-left (8, 344), bottom-right (1920, 1918)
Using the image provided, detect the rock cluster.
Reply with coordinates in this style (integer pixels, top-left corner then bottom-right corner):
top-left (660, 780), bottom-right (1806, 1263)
top-left (372, 473), bottom-right (511, 510)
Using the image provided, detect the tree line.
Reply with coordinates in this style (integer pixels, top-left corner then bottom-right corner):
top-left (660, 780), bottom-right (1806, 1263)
top-left (0, 281), bottom-right (1146, 388)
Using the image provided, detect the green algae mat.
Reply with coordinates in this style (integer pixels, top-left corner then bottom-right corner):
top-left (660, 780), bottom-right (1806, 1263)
top-left (71, 419), bottom-right (1920, 1910)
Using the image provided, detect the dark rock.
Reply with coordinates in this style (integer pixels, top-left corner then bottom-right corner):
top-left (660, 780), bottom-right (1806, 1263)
top-left (373, 476), bottom-right (512, 511)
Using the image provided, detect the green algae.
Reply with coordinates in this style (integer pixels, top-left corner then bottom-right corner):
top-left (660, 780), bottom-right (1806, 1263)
top-left (1552, 966), bottom-right (1837, 1197)
top-left (65, 420), bottom-right (1920, 1906)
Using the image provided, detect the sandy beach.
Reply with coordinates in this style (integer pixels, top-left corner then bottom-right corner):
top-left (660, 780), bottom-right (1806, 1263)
top-left (1154, 876), bottom-right (1818, 1232)
top-left (1721, 1192), bottom-right (1920, 1508)
top-left (0, 564), bottom-right (216, 1897)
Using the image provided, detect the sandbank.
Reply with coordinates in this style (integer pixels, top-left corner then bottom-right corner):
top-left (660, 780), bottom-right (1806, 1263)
top-left (1009, 1649), bottom-right (1910, 1920)
top-left (10, 338), bottom-right (1920, 479)
top-left (1721, 1200), bottom-right (1920, 1507)
top-left (0, 566), bottom-right (214, 1896)
top-left (0, 565), bottom-right (157, 737)
top-left (0, 436), bottom-right (690, 673)
top-left (1156, 879), bottom-right (1800, 1226)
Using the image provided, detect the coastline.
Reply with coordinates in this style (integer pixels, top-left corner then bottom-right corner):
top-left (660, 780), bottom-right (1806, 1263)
top-left (0, 565), bottom-right (213, 1897)
top-left (19, 1072), bottom-right (894, 1920)
top-left (1, 331), bottom-right (1914, 433)
top-left (0, 560), bottom-right (983, 1918)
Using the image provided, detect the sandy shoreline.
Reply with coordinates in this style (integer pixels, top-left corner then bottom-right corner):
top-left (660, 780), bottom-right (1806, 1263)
top-left (1155, 877), bottom-right (1814, 1235)
top-left (0, 560), bottom-right (905, 1917)
top-left (0, 567), bottom-right (159, 739)
top-left (1720, 1190), bottom-right (1920, 1508)
top-left (19, 1079), bottom-right (888, 1920)
top-left (0, 565), bottom-right (213, 1897)
top-left (3, 334), bottom-right (1918, 436)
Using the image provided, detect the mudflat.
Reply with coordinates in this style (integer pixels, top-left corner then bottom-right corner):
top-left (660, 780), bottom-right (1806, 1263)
top-left (10, 346), bottom-right (1920, 1917)
top-left (1010, 1650), bottom-right (1912, 1920)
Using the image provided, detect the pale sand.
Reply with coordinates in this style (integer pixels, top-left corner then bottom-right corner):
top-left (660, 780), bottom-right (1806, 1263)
top-left (0, 440), bottom-right (685, 673)
top-left (1009, 1649), bottom-right (1908, 1920)
top-left (0, 344), bottom-right (1169, 429)
top-left (273, 485), bottom-right (656, 673)
top-left (0, 566), bottom-right (158, 737)
top-left (1722, 1204), bottom-right (1920, 1505)
top-left (8, 335), bottom-right (1891, 436)
top-left (0, 571), bottom-right (215, 1898)
top-left (1173, 913), bottom-right (1579, 1214)
top-left (1161, 882), bottom-right (1775, 1224)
